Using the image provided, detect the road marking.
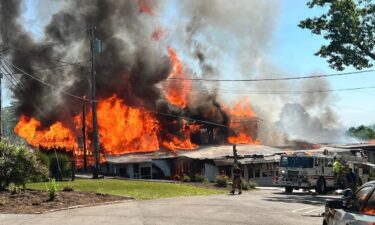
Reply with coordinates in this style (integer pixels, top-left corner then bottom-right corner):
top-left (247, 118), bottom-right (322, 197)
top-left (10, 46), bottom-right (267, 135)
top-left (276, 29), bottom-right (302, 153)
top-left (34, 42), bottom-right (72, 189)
top-left (291, 206), bottom-right (316, 213)
top-left (304, 208), bottom-right (323, 214)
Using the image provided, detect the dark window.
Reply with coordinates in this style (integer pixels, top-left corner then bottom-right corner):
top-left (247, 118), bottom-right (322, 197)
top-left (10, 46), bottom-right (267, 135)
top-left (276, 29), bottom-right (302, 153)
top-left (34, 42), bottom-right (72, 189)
top-left (248, 166), bottom-right (254, 178)
top-left (280, 157), bottom-right (314, 168)
top-left (363, 189), bottom-right (375, 215)
top-left (347, 187), bottom-right (373, 213)
top-left (119, 167), bottom-right (127, 175)
top-left (140, 167), bottom-right (151, 179)
top-left (254, 164), bottom-right (260, 178)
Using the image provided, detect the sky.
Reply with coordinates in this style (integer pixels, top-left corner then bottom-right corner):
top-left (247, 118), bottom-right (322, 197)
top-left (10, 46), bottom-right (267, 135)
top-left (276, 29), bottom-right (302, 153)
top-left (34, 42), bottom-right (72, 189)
top-left (6, 0), bottom-right (375, 128)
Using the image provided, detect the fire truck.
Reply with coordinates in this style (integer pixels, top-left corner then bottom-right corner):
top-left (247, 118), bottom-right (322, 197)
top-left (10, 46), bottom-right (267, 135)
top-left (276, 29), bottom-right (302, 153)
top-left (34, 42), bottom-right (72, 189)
top-left (273, 149), bottom-right (375, 194)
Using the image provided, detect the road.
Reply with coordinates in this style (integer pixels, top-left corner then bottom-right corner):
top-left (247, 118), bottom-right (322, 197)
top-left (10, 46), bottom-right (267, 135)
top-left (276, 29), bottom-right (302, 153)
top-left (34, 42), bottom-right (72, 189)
top-left (0, 188), bottom-right (338, 225)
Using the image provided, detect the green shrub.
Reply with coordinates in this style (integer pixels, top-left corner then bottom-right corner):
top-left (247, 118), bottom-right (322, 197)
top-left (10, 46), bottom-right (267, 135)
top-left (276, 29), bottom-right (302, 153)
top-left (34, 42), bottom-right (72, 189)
top-left (194, 174), bottom-right (207, 183)
top-left (248, 180), bottom-right (258, 189)
top-left (0, 196), bottom-right (9, 206)
top-left (96, 187), bottom-right (106, 196)
top-left (47, 179), bottom-right (58, 201)
top-left (36, 152), bottom-right (50, 168)
top-left (8, 183), bottom-right (21, 194)
top-left (182, 174), bottom-right (191, 182)
top-left (0, 141), bottom-right (49, 190)
top-left (215, 175), bottom-right (229, 187)
top-left (62, 185), bottom-right (74, 192)
top-left (48, 153), bottom-right (72, 181)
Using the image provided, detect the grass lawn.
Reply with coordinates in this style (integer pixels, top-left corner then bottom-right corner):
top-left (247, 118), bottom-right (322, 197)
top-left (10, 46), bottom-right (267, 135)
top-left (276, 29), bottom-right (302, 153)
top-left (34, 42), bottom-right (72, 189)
top-left (26, 179), bottom-right (225, 200)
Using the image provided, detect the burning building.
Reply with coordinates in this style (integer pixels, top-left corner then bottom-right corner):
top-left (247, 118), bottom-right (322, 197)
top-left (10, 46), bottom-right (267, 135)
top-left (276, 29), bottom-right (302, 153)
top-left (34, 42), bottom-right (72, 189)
top-left (2, 0), bottom-right (262, 171)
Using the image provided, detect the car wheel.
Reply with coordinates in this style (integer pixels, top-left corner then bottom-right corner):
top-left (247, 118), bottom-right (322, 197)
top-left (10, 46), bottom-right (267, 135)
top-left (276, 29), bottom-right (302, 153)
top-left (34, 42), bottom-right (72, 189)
top-left (315, 178), bottom-right (326, 194)
top-left (285, 186), bottom-right (293, 193)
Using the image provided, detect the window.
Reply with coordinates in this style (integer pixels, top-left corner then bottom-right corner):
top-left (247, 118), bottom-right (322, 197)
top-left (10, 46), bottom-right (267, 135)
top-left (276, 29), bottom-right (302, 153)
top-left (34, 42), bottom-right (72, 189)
top-left (248, 166), bottom-right (254, 179)
top-left (280, 157), bottom-right (314, 168)
top-left (347, 187), bottom-right (373, 213)
top-left (363, 189), bottom-right (375, 215)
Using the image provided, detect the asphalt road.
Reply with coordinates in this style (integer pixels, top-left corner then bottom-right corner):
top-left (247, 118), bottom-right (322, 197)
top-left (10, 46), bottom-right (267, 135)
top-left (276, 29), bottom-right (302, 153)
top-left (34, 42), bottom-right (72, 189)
top-left (0, 188), bottom-right (338, 225)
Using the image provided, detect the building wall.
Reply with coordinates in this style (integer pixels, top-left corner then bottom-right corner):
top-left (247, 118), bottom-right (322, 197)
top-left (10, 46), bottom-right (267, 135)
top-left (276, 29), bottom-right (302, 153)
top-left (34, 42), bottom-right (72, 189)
top-left (243, 162), bottom-right (278, 187)
top-left (153, 159), bottom-right (171, 177)
top-left (204, 162), bottom-right (219, 182)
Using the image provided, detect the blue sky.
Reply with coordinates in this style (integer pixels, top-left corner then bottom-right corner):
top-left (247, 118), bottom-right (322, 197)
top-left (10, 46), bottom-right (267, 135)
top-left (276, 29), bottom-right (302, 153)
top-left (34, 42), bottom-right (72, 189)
top-left (269, 0), bottom-right (375, 127)
top-left (8, 0), bottom-right (375, 127)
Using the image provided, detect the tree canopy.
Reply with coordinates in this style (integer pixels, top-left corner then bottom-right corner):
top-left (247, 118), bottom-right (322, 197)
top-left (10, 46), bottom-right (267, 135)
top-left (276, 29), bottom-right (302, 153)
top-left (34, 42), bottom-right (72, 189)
top-left (299, 0), bottom-right (375, 70)
top-left (347, 125), bottom-right (375, 140)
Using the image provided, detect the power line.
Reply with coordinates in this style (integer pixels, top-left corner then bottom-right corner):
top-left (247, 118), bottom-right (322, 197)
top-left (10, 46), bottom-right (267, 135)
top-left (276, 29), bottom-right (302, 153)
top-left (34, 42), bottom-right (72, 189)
top-left (3, 57), bottom-right (85, 101)
top-left (166, 69), bottom-right (375, 82)
top-left (162, 84), bottom-right (375, 95)
top-left (149, 111), bottom-right (232, 128)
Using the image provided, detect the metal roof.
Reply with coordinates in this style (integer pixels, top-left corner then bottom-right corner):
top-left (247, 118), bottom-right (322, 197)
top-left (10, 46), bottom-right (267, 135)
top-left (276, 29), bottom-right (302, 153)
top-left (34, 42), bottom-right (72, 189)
top-left (177, 144), bottom-right (283, 160)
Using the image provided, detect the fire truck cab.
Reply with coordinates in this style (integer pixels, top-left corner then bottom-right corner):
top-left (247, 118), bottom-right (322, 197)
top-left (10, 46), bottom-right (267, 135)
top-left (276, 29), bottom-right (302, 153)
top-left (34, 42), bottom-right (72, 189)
top-left (273, 150), bottom-right (373, 194)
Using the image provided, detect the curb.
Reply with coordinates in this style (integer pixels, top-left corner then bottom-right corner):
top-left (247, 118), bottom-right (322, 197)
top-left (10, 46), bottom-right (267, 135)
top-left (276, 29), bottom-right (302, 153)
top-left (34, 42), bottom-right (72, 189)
top-left (32, 199), bottom-right (134, 214)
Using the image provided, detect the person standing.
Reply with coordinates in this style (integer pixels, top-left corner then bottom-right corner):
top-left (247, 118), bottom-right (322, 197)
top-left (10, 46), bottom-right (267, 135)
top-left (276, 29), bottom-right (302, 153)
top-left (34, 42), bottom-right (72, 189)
top-left (230, 165), bottom-right (243, 195)
top-left (346, 169), bottom-right (358, 192)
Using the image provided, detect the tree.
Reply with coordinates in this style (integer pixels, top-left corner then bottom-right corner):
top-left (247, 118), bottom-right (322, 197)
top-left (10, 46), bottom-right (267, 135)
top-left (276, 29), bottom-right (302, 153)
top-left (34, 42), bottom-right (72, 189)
top-left (347, 125), bottom-right (375, 140)
top-left (299, 0), bottom-right (375, 70)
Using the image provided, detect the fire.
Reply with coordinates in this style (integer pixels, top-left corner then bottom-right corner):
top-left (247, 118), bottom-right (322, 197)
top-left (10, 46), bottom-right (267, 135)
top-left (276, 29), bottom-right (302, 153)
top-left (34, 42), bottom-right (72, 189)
top-left (225, 97), bottom-right (260, 145)
top-left (96, 95), bottom-right (160, 155)
top-left (368, 139), bottom-right (375, 144)
top-left (137, 0), bottom-right (155, 16)
top-left (162, 122), bottom-right (198, 151)
top-left (14, 115), bottom-right (78, 150)
top-left (163, 48), bottom-right (191, 108)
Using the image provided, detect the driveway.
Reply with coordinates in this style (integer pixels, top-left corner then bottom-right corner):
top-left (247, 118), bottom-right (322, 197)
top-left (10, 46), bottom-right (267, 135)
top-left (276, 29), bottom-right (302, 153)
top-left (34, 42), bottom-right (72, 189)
top-left (0, 188), bottom-right (336, 225)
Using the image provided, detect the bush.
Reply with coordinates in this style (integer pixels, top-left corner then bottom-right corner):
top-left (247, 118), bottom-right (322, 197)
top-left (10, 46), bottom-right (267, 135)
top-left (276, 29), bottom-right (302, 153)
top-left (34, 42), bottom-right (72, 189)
top-left (62, 185), bottom-right (74, 192)
top-left (182, 174), bottom-right (191, 182)
top-left (0, 141), bottom-right (49, 190)
top-left (47, 179), bottom-right (58, 201)
top-left (248, 180), bottom-right (258, 189)
top-left (215, 175), bottom-right (229, 187)
top-left (48, 153), bottom-right (72, 181)
top-left (194, 174), bottom-right (207, 183)
top-left (8, 183), bottom-right (21, 194)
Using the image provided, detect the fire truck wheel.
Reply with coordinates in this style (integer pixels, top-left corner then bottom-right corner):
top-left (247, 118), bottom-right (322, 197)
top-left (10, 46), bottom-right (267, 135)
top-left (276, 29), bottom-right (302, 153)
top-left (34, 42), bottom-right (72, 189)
top-left (285, 186), bottom-right (293, 193)
top-left (315, 178), bottom-right (326, 194)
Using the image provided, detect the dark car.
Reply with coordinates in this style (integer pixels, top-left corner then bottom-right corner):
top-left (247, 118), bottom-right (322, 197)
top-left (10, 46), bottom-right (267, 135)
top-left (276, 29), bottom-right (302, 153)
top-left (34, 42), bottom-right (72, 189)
top-left (323, 181), bottom-right (375, 225)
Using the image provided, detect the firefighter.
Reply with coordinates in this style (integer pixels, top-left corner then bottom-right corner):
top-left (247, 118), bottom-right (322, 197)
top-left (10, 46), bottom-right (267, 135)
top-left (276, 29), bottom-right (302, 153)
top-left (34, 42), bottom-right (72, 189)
top-left (346, 169), bottom-right (358, 192)
top-left (230, 165), bottom-right (243, 195)
top-left (333, 158), bottom-right (342, 177)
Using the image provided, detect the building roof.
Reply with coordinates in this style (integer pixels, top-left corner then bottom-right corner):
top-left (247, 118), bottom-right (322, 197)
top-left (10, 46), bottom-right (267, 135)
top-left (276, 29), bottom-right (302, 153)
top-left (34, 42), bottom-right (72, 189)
top-left (178, 144), bottom-right (283, 160)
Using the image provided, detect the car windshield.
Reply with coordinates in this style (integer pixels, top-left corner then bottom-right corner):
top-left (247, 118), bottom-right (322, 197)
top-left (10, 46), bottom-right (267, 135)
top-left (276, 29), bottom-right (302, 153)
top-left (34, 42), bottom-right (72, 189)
top-left (280, 157), bottom-right (314, 168)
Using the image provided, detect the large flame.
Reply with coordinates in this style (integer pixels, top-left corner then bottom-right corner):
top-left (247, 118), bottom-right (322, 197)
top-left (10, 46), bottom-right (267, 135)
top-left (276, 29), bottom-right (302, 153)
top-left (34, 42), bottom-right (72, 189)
top-left (163, 48), bottom-right (191, 108)
top-left (225, 97), bottom-right (260, 145)
top-left (162, 121), bottom-right (199, 151)
top-left (14, 115), bottom-right (78, 150)
top-left (96, 95), bottom-right (160, 155)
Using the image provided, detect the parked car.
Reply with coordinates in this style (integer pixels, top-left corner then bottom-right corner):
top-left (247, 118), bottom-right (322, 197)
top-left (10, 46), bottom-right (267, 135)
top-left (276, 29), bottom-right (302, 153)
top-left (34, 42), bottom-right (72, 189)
top-left (323, 181), bottom-right (375, 224)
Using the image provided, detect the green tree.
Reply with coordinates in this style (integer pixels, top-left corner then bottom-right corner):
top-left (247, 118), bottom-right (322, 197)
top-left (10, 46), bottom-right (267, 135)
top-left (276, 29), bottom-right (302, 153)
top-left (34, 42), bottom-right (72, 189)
top-left (347, 125), bottom-right (375, 139)
top-left (299, 0), bottom-right (375, 70)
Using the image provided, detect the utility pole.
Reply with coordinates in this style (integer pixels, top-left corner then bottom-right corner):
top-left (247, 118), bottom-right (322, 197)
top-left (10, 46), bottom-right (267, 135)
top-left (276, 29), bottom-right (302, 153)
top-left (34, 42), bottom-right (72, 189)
top-left (90, 25), bottom-right (100, 178)
top-left (0, 71), bottom-right (2, 141)
top-left (82, 96), bottom-right (88, 172)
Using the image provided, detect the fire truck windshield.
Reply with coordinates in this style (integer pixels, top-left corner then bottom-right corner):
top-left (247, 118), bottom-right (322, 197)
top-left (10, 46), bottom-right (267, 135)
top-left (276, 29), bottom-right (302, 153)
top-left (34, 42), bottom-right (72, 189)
top-left (280, 156), bottom-right (314, 168)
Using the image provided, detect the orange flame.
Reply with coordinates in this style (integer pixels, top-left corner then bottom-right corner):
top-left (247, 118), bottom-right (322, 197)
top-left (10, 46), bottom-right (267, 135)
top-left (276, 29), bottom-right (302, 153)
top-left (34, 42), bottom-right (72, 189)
top-left (163, 47), bottom-right (191, 108)
top-left (14, 115), bottom-right (78, 150)
top-left (162, 122), bottom-right (198, 151)
top-left (225, 97), bottom-right (260, 145)
top-left (96, 95), bottom-right (160, 155)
